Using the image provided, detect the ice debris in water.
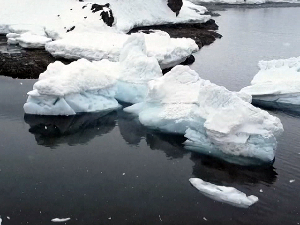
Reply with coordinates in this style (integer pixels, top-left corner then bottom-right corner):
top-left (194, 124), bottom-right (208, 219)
top-left (240, 56), bottom-right (300, 107)
top-left (189, 178), bottom-right (259, 208)
top-left (124, 65), bottom-right (283, 164)
top-left (51, 218), bottom-right (71, 222)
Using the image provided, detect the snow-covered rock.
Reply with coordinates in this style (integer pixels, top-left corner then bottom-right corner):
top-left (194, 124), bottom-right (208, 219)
top-left (24, 59), bottom-right (120, 115)
top-left (240, 56), bottom-right (300, 107)
top-left (189, 178), bottom-right (258, 208)
top-left (0, 0), bottom-right (210, 36)
top-left (188, 0), bottom-right (300, 4)
top-left (46, 30), bottom-right (198, 69)
top-left (124, 65), bottom-right (283, 164)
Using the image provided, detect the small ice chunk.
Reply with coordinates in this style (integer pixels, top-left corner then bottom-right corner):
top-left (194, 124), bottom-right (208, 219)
top-left (259, 189), bottom-right (263, 193)
top-left (290, 179), bottom-right (295, 183)
top-left (51, 218), bottom-right (70, 222)
top-left (189, 178), bottom-right (259, 208)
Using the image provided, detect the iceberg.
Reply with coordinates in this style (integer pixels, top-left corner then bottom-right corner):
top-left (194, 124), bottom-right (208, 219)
top-left (24, 34), bottom-right (164, 114)
top-left (45, 30), bottom-right (199, 69)
top-left (24, 58), bottom-right (120, 115)
top-left (124, 65), bottom-right (283, 164)
top-left (189, 178), bottom-right (258, 208)
top-left (240, 56), bottom-right (300, 110)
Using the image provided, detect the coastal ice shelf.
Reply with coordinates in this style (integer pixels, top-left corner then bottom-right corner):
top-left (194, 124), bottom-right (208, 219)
top-left (124, 66), bottom-right (283, 164)
top-left (189, 178), bottom-right (258, 208)
top-left (240, 56), bottom-right (300, 110)
top-left (24, 34), bottom-right (163, 115)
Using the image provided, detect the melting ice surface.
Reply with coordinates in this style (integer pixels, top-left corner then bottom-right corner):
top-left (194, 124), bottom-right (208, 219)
top-left (189, 178), bottom-right (258, 208)
top-left (125, 65), bottom-right (283, 165)
top-left (240, 56), bottom-right (300, 112)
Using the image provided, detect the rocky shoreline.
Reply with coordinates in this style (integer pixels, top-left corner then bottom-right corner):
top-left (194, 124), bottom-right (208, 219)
top-left (0, 19), bottom-right (221, 79)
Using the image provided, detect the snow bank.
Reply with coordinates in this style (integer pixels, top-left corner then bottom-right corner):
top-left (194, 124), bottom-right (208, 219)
top-left (124, 66), bottom-right (283, 164)
top-left (240, 56), bottom-right (300, 107)
top-left (189, 178), bottom-right (258, 208)
top-left (7, 32), bottom-right (52, 49)
top-left (24, 59), bottom-right (119, 115)
top-left (46, 30), bottom-right (198, 69)
top-left (188, 0), bottom-right (300, 4)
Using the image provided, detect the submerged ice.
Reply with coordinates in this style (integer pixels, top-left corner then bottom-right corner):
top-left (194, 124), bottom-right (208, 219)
top-left (124, 66), bottom-right (283, 163)
top-left (189, 178), bottom-right (258, 208)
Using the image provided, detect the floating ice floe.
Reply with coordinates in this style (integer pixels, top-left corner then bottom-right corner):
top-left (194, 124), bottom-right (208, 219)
top-left (240, 56), bottom-right (300, 111)
top-left (24, 58), bottom-right (119, 115)
top-left (45, 30), bottom-right (198, 69)
top-left (124, 65), bottom-right (283, 164)
top-left (189, 178), bottom-right (258, 208)
top-left (51, 218), bottom-right (71, 222)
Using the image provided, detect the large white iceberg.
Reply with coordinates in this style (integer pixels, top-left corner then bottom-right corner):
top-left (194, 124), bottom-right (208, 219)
top-left (24, 34), bottom-right (164, 114)
top-left (45, 30), bottom-right (199, 69)
top-left (240, 56), bottom-right (300, 108)
top-left (124, 66), bottom-right (283, 164)
top-left (24, 58), bottom-right (120, 115)
top-left (189, 178), bottom-right (258, 208)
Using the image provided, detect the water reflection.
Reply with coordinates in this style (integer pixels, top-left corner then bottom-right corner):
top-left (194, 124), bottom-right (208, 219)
top-left (117, 110), bottom-right (277, 185)
top-left (24, 111), bottom-right (117, 147)
top-left (190, 153), bottom-right (277, 185)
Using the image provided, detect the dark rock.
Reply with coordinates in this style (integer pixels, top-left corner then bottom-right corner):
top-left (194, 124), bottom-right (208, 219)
top-left (129, 19), bottom-right (222, 49)
top-left (167, 0), bottom-right (183, 16)
top-left (66, 26), bottom-right (75, 32)
top-left (0, 35), bottom-right (70, 79)
top-left (90, 3), bottom-right (114, 27)
top-left (162, 55), bottom-right (195, 74)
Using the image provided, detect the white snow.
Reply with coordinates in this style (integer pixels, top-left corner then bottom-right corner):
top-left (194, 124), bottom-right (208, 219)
top-left (0, 0), bottom-right (210, 35)
top-left (125, 65), bottom-right (283, 163)
top-left (51, 218), bottom-right (71, 222)
top-left (24, 59), bottom-right (120, 115)
top-left (45, 30), bottom-right (198, 69)
top-left (189, 178), bottom-right (258, 208)
top-left (188, 0), bottom-right (300, 4)
top-left (7, 32), bottom-right (52, 49)
top-left (240, 56), bottom-right (300, 106)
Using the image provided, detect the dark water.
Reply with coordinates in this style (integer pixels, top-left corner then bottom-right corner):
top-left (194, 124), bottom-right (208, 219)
top-left (0, 7), bottom-right (300, 225)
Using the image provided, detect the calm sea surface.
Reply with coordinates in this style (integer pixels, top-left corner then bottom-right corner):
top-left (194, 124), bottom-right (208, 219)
top-left (0, 7), bottom-right (300, 225)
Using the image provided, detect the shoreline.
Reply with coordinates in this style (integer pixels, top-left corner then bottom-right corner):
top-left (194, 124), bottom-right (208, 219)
top-left (0, 19), bottom-right (221, 79)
